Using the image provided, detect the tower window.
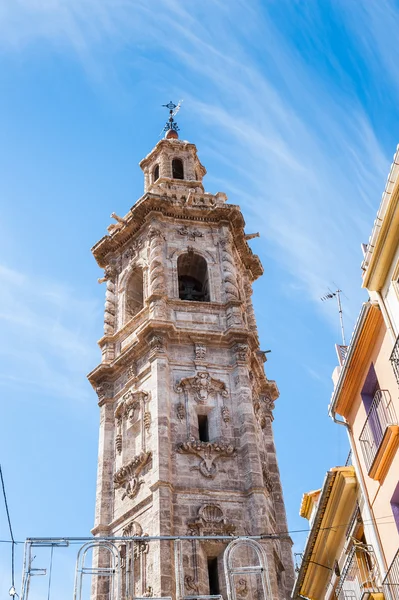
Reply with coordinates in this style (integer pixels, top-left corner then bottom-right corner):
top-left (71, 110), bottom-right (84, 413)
top-left (198, 415), bottom-right (209, 442)
top-left (125, 267), bottom-right (144, 321)
top-left (178, 252), bottom-right (210, 302)
top-left (153, 164), bottom-right (159, 182)
top-left (207, 557), bottom-right (220, 596)
top-left (172, 158), bottom-right (184, 179)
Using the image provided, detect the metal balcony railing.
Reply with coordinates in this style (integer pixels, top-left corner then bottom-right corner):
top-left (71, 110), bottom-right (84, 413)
top-left (390, 336), bottom-right (399, 386)
top-left (335, 544), bottom-right (382, 600)
top-left (359, 389), bottom-right (397, 472)
top-left (383, 548), bottom-right (399, 600)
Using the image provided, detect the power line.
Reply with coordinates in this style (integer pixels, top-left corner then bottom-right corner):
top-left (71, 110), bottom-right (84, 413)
top-left (0, 463), bottom-right (17, 596)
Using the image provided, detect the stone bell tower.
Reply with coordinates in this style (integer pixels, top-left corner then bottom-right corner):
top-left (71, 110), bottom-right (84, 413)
top-left (88, 104), bottom-right (295, 600)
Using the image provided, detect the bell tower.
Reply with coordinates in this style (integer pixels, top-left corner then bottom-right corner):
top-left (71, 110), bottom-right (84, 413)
top-left (88, 104), bottom-right (295, 600)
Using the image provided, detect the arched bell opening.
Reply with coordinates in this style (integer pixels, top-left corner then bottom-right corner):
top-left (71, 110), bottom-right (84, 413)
top-left (178, 252), bottom-right (210, 302)
top-left (153, 164), bottom-right (160, 182)
top-left (125, 267), bottom-right (144, 322)
top-left (172, 158), bottom-right (184, 180)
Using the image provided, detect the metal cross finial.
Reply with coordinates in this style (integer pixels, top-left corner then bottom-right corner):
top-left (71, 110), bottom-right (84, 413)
top-left (162, 100), bottom-right (181, 133)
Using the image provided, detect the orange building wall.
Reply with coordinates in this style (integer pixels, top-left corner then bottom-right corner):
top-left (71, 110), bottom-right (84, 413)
top-left (347, 322), bottom-right (399, 567)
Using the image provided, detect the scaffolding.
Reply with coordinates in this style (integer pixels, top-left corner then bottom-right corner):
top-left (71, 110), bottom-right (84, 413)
top-left (20, 534), bottom-right (278, 600)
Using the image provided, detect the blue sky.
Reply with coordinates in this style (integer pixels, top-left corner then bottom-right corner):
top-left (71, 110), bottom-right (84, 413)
top-left (0, 0), bottom-right (398, 594)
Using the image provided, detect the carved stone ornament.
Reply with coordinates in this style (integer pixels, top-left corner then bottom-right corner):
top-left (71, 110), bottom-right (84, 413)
top-left (253, 395), bottom-right (274, 428)
top-left (144, 411), bottom-right (151, 432)
top-left (143, 587), bottom-right (153, 597)
top-left (148, 333), bottom-right (165, 353)
top-left (122, 521), bottom-right (149, 558)
top-left (127, 363), bottom-right (137, 379)
top-left (115, 390), bottom-right (150, 425)
top-left (235, 578), bottom-right (249, 598)
top-left (184, 575), bottom-right (199, 594)
top-left (235, 343), bottom-right (249, 362)
top-left (262, 464), bottom-right (274, 493)
top-left (96, 382), bottom-right (113, 401)
top-left (221, 405), bottom-right (230, 423)
top-left (98, 258), bottom-right (121, 284)
top-left (176, 371), bottom-right (228, 404)
top-left (176, 402), bottom-right (186, 420)
top-left (115, 433), bottom-right (122, 455)
top-left (187, 503), bottom-right (236, 536)
top-left (177, 439), bottom-right (235, 479)
top-left (194, 343), bottom-right (206, 361)
top-left (177, 224), bottom-right (204, 241)
top-left (113, 451), bottom-right (152, 499)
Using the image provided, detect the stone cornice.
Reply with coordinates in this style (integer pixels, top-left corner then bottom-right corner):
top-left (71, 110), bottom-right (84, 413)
top-left (91, 193), bottom-right (263, 281)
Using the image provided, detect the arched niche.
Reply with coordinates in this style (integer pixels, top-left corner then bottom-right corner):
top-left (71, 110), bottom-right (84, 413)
top-left (178, 252), bottom-right (210, 302)
top-left (125, 267), bottom-right (144, 321)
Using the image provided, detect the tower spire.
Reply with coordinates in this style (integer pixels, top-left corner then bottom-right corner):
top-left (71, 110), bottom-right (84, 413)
top-left (162, 100), bottom-right (180, 139)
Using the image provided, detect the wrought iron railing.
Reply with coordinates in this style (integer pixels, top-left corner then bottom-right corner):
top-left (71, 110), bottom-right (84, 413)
top-left (390, 335), bottom-right (399, 386)
top-left (359, 389), bottom-right (397, 472)
top-left (383, 548), bottom-right (399, 600)
top-left (335, 544), bottom-right (382, 600)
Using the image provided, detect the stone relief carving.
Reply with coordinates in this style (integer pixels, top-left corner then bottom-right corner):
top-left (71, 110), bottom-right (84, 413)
top-left (194, 343), bottom-right (206, 361)
top-left (176, 371), bottom-right (228, 405)
top-left (221, 405), bottom-right (230, 423)
top-left (177, 225), bottom-right (203, 240)
top-left (114, 451), bottom-right (152, 500)
top-left (184, 575), bottom-right (199, 594)
top-left (262, 464), bottom-right (274, 493)
top-left (144, 411), bottom-right (151, 432)
top-left (148, 226), bottom-right (166, 295)
top-left (148, 333), bottom-right (165, 353)
top-left (114, 390), bottom-right (150, 457)
top-left (176, 402), bottom-right (186, 421)
top-left (220, 238), bottom-right (240, 301)
top-left (115, 433), bottom-right (123, 455)
top-left (187, 503), bottom-right (236, 536)
top-left (235, 578), bottom-right (249, 598)
top-left (97, 258), bottom-right (120, 336)
top-left (253, 395), bottom-right (274, 428)
top-left (235, 343), bottom-right (249, 362)
top-left (96, 382), bottom-right (114, 401)
top-left (177, 439), bottom-right (235, 479)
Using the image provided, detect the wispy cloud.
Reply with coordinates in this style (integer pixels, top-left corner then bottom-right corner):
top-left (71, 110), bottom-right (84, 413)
top-left (0, 264), bottom-right (100, 400)
top-left (0, 0), bottom-right (394, 327)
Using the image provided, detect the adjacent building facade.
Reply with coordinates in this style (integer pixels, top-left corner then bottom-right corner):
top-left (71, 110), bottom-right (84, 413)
top-left (87, 114), bottom-right (295, 600)
top-left (293, 146), bottom-right (399, 600)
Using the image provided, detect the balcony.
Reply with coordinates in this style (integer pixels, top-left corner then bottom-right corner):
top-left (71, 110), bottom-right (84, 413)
top-left (383, 548), bottom-right (399, 600)
top-left (335, 544), bottom-right (383, 600)
top-left (359, 390), bottom-right (399, 480)
top-left (390, 336), bottom-right (399, 386)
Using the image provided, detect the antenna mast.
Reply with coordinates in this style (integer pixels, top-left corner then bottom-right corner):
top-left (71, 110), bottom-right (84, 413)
top-left (321, 288), bottom-right (347, 346)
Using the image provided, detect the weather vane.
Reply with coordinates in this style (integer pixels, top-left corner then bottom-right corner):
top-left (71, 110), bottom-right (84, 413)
top-left (162, 100), bottom-right (182, 136)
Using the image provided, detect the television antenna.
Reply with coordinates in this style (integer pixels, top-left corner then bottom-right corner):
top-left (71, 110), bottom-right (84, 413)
top-left (321, 287), bottom-right (346, 346)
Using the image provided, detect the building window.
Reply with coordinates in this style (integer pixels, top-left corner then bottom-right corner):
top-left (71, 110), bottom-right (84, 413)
top-left (391, 482), bottom-right (399, 532)
top-left (172, 158), bottom-right (184, 179)
top-left (125, 267), bottom-right (144, 321)
top-left (361, 363), bottom-right (380, 413)
top-left (207, 557), bottom-right (220, 596)
top-left (178, 252), bottom-right (210, 302)
top-left (198, 415), bottom-right (209, 442)
top-left (153, 164), bottom-right (159, 182)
